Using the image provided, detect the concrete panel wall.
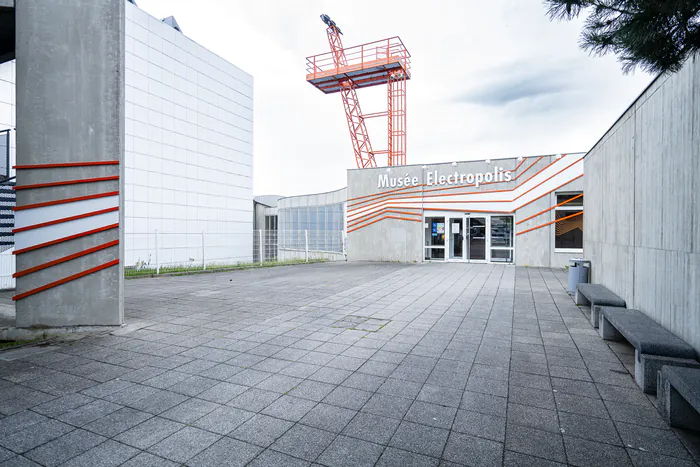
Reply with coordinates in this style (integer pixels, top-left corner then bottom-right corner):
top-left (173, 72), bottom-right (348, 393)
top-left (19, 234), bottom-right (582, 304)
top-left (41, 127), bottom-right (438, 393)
top-left (584, 54), bottom-right (700, 353)
top-left (0, 60), bottom-right (15, 175)
top-left (14, 0), bottom-right (124, 326)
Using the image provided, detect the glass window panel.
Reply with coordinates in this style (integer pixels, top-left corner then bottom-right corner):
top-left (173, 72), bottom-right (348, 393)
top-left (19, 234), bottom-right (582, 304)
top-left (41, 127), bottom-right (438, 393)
top-left (556, 193), bottom-right (583, 207)
top-left (490, 249), bottom-right (513, 263)
top-left (490, 216), bottom-right (513, 248)
top-left (424, 248), bottom-right (445, 260)
top-left (424, 217), bottom-right (446, 247)
top-left (555, 211), bottom-right (583, 249)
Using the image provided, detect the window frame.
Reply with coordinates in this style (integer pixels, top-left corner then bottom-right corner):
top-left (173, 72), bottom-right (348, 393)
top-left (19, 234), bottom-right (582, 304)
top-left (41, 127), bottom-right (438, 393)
top-left (554, 192), bottom-right (583, 252)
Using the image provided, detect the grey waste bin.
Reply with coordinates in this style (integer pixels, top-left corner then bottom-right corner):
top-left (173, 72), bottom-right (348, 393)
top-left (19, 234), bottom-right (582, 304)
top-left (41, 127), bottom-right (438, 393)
top-left (567, 258), bottom-right (590, 294)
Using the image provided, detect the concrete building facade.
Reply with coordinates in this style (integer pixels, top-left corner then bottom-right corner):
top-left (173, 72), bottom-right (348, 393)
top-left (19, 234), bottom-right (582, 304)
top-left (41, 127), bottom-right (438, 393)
top-left (584, 54), bottom-right (700, 354)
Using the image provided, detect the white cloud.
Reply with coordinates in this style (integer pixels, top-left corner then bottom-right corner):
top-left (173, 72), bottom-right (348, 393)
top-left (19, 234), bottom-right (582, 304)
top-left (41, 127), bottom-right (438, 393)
top-left (135, 0), bottom-right (653, 197)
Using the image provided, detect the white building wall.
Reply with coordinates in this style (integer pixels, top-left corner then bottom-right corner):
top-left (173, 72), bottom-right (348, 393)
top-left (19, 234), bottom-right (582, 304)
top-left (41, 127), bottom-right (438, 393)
top-left (124, 1), bottom-right (253, 268)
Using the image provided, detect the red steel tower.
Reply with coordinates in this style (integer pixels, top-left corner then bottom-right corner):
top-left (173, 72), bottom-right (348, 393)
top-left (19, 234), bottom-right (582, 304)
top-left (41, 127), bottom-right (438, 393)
top-left (306, 15), bottom-right (411, 168)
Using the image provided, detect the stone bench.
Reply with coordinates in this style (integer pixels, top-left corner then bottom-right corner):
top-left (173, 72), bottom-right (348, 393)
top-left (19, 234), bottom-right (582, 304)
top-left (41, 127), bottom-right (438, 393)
top-left (599, 307), bottom-right (699, 393)
top-left (657, 365), bottom-right (700, 430)
top-left (575, 283), bottom-right (626, 328)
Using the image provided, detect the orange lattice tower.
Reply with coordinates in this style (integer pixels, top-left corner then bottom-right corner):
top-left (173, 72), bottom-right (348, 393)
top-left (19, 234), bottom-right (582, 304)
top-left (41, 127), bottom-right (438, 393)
top-left (306, 15), bottom-right (411, 168)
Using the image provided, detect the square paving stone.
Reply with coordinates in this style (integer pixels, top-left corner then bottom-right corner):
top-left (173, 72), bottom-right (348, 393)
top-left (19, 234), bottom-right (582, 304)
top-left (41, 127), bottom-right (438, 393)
top-left (557, 411), bottom-right (621, 445)
top-left (127, 390), bottom-right (188, 415)
top-left (389, 421), bottom-right (449, 458)
top-left (198, 363), bottom-right (244, 381)
top-left (247, 449), bottom-right (310, 467)
top-left (226, 369), bottom-right (272, 387)
top-left (404, 401), bottom-right (457, 430)
top-left (31, 394), bottom-right (95, 418)
top-left (507, 403), bottom-right (560, 433)
top-left (170, 375), bottom-right (219, 397)
top-left (228, 388), bottom-right (280, 412)
top-left (563, 436), bottom-right (632, 467)
top-left (416, 384), bottom-right (463, 408)
top-left (309, 367), bottom-right (352, 385)
top-left (62, 440), bottom-right (139, 467)
top-left (453, 409), bottom-right (506, 442)
top-left (114, 417), bottom-right (185, 450)
top-left (255, 374), bottom-right (302, 394)
top-left (375, 447), bottom-right (439, 467)
top-left (261, 395), bottom-right (317, 422)
top-left (466, 376), bottom-right (508, 398)
top-left (120, 452), bottom-right (179, 467)
top-left (551, 378), bottom-right (599, 399)
top-left (196, 381), bottom-right (248, 404)
top-left (503, 450), bottom-right (566, 467)
top-left (280, 362), bottom-right (322, 379)
top-left (317, 435), bottom-right (384, 467)
top-left (160, 398), bottom-right (219, 424)
top-left (322, 386), bottom-right (373, 411)
top-left (554, 393), bottom-right (609, 419)
top-left (342, 412), bottom-right (401, 445)
top-left (83, 407), bottom-right (153, 437)
top-left (187, 437), bottom-right (262, 467)
top-left (442, 431), bottom-right (504, 467)
top-left (361, 393), bottom-right (413, 419)
top-left (56, 400), bottom-right (122, 427)
top-left (0, 419), bottom-right (73, 453)
top-left (288, 380), bottom-right (336, 402)
top-left (509, 386), bottom-right (556, 410)
top-left (505, 424), bottom-right (566, 464)
top-left (510, 371), bottom-right (552, 390)
top-left (300, 403), bottom-right (357, 433)
top-left (377, 378), bottom-right (423, 399)
top-left (143, 371), bottom-right (190, 389)
top-left (460, 391), bottom-right (507, 417)
top-left (230, 414), bottom-right (294, 447)
top-left (616, 422), bottom-right (692, 460)
top-left (24, 429), bottom-right (106, 467)
top-left (148, 427), bottom-right (221, 463)
top-left (426, 370), bottom-right (467, 389)
top-left (270, 424), bottom-right (336, 461)
top-left (193, 406), bottom-right (255, 435)
top-left (626, 449), bottom-right (698, 467)
top-left (341, 372), bottom-right (386, 392)
top-left (603, 400), bottom-right (667, 429)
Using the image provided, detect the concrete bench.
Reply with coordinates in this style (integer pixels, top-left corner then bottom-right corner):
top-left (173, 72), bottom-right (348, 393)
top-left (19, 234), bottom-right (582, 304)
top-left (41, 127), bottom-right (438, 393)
top-left (599, 307), bottom-right (700, 393)
top-left (574, 283), bottom-right (626, 328)
top-left (657, 365), bottom-right (700, 430)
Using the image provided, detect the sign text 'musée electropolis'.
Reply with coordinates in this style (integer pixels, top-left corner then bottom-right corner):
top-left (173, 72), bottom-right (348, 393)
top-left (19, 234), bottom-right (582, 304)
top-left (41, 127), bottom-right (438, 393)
top-left (378, 167), bottom-right (513, 189)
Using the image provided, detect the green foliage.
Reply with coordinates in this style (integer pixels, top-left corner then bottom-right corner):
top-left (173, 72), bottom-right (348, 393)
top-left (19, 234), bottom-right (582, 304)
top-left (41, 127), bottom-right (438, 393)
top-left (545, 0), bottom-right (700, 73)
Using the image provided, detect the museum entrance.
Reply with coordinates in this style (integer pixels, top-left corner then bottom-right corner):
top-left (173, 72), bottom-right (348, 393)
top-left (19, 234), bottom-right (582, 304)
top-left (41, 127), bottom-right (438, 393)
top-left (424, 214), bottom-right (514, 263)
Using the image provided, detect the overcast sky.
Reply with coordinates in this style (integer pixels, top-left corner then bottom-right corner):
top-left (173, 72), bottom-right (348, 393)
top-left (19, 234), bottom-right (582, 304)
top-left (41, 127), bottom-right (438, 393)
top-left (135, 0), bottom-right (654, 197)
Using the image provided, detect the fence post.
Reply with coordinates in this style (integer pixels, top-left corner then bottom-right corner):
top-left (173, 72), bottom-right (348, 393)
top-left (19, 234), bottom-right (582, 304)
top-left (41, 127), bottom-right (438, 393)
top-left (202, 231), bottom-right (206, 271)
top-left (305, 230), bottom-right (309, 263)
top-left (155, 230), bottom-right (160, 275)
top-left (258, 230), bottom-right (263, 266)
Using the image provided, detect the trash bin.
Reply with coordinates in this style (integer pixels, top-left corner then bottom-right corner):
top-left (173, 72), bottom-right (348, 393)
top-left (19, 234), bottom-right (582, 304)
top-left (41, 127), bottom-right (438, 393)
top-left (568, 258), bottom-right (590, 294)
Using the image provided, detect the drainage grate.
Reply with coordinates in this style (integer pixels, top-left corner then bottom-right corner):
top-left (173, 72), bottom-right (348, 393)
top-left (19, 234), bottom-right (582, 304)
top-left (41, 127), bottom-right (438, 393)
top-left (332, 315), bottom-right (390, 332)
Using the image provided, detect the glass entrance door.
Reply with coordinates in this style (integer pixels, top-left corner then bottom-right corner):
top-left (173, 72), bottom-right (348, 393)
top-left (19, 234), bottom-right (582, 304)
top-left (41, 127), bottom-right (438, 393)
top-left (467, 217), bottom-right (487, 261)
top-left (448, 218), bottom-right (464, 260)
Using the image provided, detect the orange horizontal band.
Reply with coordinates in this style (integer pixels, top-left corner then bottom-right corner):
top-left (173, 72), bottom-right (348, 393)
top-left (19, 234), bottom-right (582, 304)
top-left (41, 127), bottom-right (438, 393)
top-left (516, 211), bottom-right (583, 236)
top-left (13, 223), bottom-right (119, 254)
top-left (13, 176), bottom-right (119, 191)
top-left (348, 214), bottom-right (422, 233)
top-left (13, 191), bottom-right (120, 211)
top-left (13, 207), bottom-right (118, 233)
top-left (14, 161), bottom-right (119, 169)
top-left (13, 259), bottom-right (119, 301)
top-left (516, 193), bottom-right (583, 225)
top-left (348, 207), bottom-right (421, 228)
top-left (13, 240), bottom-right (119, 278)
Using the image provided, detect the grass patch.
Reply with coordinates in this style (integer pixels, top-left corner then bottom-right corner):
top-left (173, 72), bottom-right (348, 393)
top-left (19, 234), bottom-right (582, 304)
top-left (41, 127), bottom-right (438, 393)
top-left (125, 258), bottom-right (329, 278)
top-left (0, 339), bottom-right (38, 350)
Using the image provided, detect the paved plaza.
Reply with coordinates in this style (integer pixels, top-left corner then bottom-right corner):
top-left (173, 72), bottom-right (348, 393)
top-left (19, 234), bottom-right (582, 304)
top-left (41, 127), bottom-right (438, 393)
top-left (0, 262), bottom-right (699, 466)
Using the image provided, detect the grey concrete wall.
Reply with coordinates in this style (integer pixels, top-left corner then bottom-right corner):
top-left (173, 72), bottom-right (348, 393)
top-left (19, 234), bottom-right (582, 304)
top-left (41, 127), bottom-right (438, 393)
top-left (14, 0), bottom-right (124, 327)
top-left (584, 54), bottom-right (700, 354)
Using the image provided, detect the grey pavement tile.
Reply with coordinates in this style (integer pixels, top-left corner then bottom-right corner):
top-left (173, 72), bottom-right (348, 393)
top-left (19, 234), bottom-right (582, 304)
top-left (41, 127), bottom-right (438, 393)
top-left (83, 407), bottom-right (153, 437)
top-left (551, 377), bottom-right (599, 399)
top-left (31, 394), bottom-right (95, 418)
top-left (0, 419), bottom-right (73, 453)
top-left (317, 435), bottom-right (384, 467)
top-left (308, 366), bottom-right (352, 385)
top-left (507, 403), bottom-right (560, 433)
top-left (558, 412), bottom-right (621, 445)
top-left (404, 401), bottom-right (457, 430)
top-left (342, 412), bottom-right (401, 446)
top-left (0, 412), bottom-right (48, 438)
top-left (160, 398), bottom-right (219, 424)
top-left (114, 417), bottom-right (185, 450)
top-left (169, 375), bottom-right (219, 397)
top-left (300, 403), bottom-right (357, 433)
top-left (198, 363), bottom-right (244, 381)
top-left (59, 440), bottom-right (139, 467)
top-left (255, 374), bottom-right (304, 394)
top-left (0, 455), bottom-right (40, 466)
top-left (121, 452), bottom-right (179, 467)
top-left (442, 431), bottom-right (504, 467)
top-left (361, 393), bottom-right (413, 419)
top-left (230, 413), bottom-right (294, 447)
top-left (261, 395), bottom-right (317, 422)
top-left (596, 383), bottom-right (651, 406)
top-left (288, 380), bottom-right (336, 402)
top-left (375, 447), bottom-right (439, 467)
top-left (101, 383), bottom-right (160, 406)
top-left (0, 448), bottom-right (11, 463)
top-left (127, 389), bottom-right (188, 415)
top-left (460, 391), bottom-right (507, 417)
top-left (563, 436), bottom-right (632, 467)
top-left (228, 388), bottom-right (280, 412)
top-left (0, 390), bottom-right (56, 415)
top-left (24, 429), bottom-right (106, 467)
top-left (603, 400), bottom-right (668, 429)
top-left (148, 427), bottom-right (221, 463)
top-left (453, 409), bottom-right (507, 442)
top-left (341, 372), bottom-right (386, 392)
top-left (322, 386), bottom-right (373, 410)
top-left (503, 450), bottom-right (566, 466)
top-left (56, 399), bottom-right (122, 427)
top-left (626, 449), bottom-right (698, 467)
top-left (327, 355), bottom-right (365, 372)
top-left (298, 352), bottom-right (335, 367)
top-left (505, 424), bottom-right (566, 464)
top-left (509, 386), bottom-right (556, 410)
top-left (271, 424), bottom-right (336, 461)
top-left (193, 406), bottom-right (255, 435)
top-left (554, 392), bottom-right (609, 419)
top-left (548, 365), bottom-right (592, 381)
top-left (371, 351), bottom-right (407, 365)
top-left (377, 378), bottom-right (423, 399)
top-left (470, 363), bottom-right (510, 381)
top-left (79, 380), bottom-right (135, 400)
top-left (226, 368), bottom-right (273, 387)
top-left (509, 371), bottom-right (552, 390)
top-left (466, 376), bottom-right (508, 397)
top-left (416, 384), bottom-right (463, 408)
top-left (251, 357), bottom-right (293, 373)
top-left (426, 370), bottom-right (467, 389)
top-left (280, 362), bottom-right (322, 379)
top-left (121, 366), bottom-right (168, 383)
top-left (142, 371), bottom-right (190, 389)
top-left (615, 422), bottom-right (692, 460)
top-left (187, 437), bottom-right (262, 467)
top-left (389, 421), bottom-right (449, 458)
top-left (196, 381), bottom-right (248, 404)
top-left (227, 353), bottom-right (266, 368)
top-left (174, 359), bottom-right (219, 375)
top-left (22, 372), bottom-right (97, 396)
top-left (247, 450), bottom-right (311, 467)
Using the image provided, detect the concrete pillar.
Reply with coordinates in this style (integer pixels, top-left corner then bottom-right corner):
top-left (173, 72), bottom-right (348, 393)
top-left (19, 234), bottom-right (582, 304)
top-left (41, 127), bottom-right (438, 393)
top-left (13, 0), bottom-right (124, 327)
